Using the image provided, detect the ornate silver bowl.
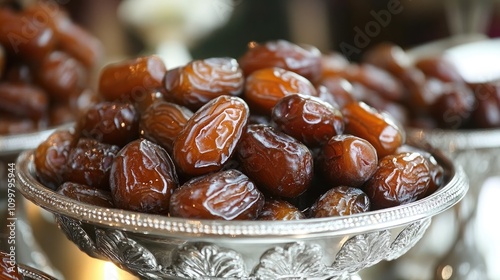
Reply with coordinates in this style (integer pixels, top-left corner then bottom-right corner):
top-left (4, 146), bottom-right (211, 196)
top-left (15, 146), bottom-right (468, 280)
top-left (17, 264), bottom-right (58, 280)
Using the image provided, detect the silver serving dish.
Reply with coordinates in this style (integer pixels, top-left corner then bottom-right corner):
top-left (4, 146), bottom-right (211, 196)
top-left (15, 146), bottom-right (468, 280)
top-left (18, 264), bottom-right (58, 280)
top-left (409, 128), bottom-right (500, 195)
top-left (0, 124), bottom-right (74, 158)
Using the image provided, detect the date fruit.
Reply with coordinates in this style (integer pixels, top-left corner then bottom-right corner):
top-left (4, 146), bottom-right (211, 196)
top-left (64, 138), bottom-right (120, 190)
top-left (140, 101), bottom-right (193, 153)
top-left (318, 134), bottom-right (378, 188)
top-left (169, 169), bottom-right (264, 220)
top-left (163, 57), bottom-right (244, 110)
top-left (239, 39), bottom-right (322, 82)
top-left (57, 182), bottom-right (114, 208)
top-left (34, 128), bottom-right (76, 190)
top-left (99, 55), bottom-right (166, 101)
top-left (363, 152), bottom-right (431, 209)
top-left (342, 101), bottom-right (404, 157)
top-left (36, 51), bottom-right (86, 102)
top-left (236, 124), bottom-right (314, 198)
top-left (110, 139), bottom-right (179, 215)
top-left (173, 95), bottom-right (249, 177)
top-left (258, 199), bottom-right (305, 220)
top-left (272, 94), bottom-right (344, 147)
top-left (244, 67), bottom-right (317, 115)
top-left (0, 83), bottom-right (48, 120)
top-left (78, 101), bottom-right (139, 147)
top-left (309, 186), bottom-right (371, 218)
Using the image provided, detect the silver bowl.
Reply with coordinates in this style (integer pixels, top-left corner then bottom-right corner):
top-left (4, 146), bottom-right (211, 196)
top-left (396, 129), bottom-right (500, 279)
top-left (410, 128), bottom-right (500, 190)
top-left (17, 264), bottom-right (58, 280)
top-left (0, 124), bottom-right (74, 158)
top-left (15, 147), bottom-right (468, 280)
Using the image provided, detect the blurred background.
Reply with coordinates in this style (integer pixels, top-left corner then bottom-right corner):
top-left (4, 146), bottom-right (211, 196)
top-left (61, 0), bottom-right (500, 63)
top-left (2, 0), bottom-right (500, 279)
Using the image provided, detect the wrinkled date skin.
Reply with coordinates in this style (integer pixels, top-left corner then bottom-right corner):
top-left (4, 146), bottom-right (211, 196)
top-left (140, 101), bottom-right (193, 153)
top-left (318, 135), bottom-right (378, 188)
top-left (57, 182), bottom-right (115, 208)
top-left (99, 55), bottom-right (166, 102)
top-left (258, 199), bottom-right (305, 220)
top-left (272, 94), bottom-right (344, 147)
top-left (396, 144), bottom-right (444, 198)
top-left (239, 40), bottom-right (322, 82)
top-left (0, 251), bottom-right (20, 280)
top-left (64, 138), bottom-right (120, 191)
top-left (34, 129), bottom-right (77, 190)
top-left (309, 186), bottom-right (371, 218)
top-left (0, 83), bottom-right (48, 120)
top-left (169, 169), bottom-right (264, 220)
top-left (173, 95), bottom-right (249, 177)
top-left (164, 57), bottom-right (244, 111)
top-left (110, 139), bottom-right (179, 215)
top-left (78, 101), bottom-right (139, 147)
top-left (236, 124), bottom-right (314, 198)
top-left (244, 67), bottom-right (318, 115)
top-left (363, 152), bottom-right (431, 210)
top-left (342, 102), bottom-right (404, 157)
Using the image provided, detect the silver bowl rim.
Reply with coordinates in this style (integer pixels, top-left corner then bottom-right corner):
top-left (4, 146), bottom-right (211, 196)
top-left (18, 264), bottom-right (58, 280)
top-left (0, 123), bottom-right (74, 157)
top-left (16, 147), bottom-right (468, 240)
top-left (408, 127), bottom-right (500, 150)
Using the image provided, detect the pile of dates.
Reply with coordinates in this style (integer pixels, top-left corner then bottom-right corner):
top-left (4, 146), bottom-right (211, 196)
top-left (324, 42), bottom-right (499, 129)
top-left (34, 39), bottom-right (445, 221)
top-left (0, 2), bottom-right (102, 135)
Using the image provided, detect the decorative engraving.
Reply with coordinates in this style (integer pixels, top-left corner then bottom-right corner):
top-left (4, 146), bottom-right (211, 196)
top-left (253, 242), bottom-right (331, 279)
top-left (95, 229), bottom-right (159, 277)
top-left (55, 215), bottom-right (99, 258)
top-left (170, 243), bottom-right (247, 279)
top-left (387, 219), bottom-right (431, 261)
top-left (332, 230), bottom-right (391, 273)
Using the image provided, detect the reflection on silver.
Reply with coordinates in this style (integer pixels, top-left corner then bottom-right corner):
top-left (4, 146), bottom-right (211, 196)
top-left (0, 124), bottom-right (74, 157)
top-left (18, 264), bottom-right (58, 280)
top-left (15, 146), bottom-right (468, 279)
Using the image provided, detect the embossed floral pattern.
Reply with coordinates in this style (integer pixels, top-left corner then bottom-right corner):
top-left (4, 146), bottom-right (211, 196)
top-left (332, 230), bottom-right (391, 273)
top-left (170, 243), bottom-right (247, 279)
top-left (387, 219), bottom-right (431, 261)
top-left (95, 229), bottom-right (159, 277)
top-left (55, 215), bottom-right (100, 258)
top-left (253, 242), bottom-right (331, 279)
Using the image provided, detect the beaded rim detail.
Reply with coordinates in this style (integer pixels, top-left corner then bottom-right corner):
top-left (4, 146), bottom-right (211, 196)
top-left (16, 149), bottom-right (468, 239)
